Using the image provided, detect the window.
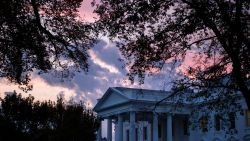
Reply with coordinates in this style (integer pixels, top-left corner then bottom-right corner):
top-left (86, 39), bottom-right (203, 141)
top-left (183, 118), bottom-right (188, 135)
top-left (172, 120), bottom-right (174, 136)
top-left (158, 124), bottom-right (162, 138)
top-left (136, 128), bottom-right (138, 141)
top-left (126, 129), bottom-right (129, 141)
top-left (229, 112), bottom-right (235, 129)
top-left (247, 110), bottom-right (250, 126)
top-left (143, 127), bottom-right (147, 140)
top-left (214, 115), bottom-right (221, 131)
top-left (199, 116), bottom-right (208, 132)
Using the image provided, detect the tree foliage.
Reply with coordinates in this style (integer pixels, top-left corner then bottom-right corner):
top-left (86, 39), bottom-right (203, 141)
top-left (0, 0), bottom-right (95, 88)
top-left (0, 92), bottom-right (99, 141)
top-left (93, 0), bottom-right (250, 109)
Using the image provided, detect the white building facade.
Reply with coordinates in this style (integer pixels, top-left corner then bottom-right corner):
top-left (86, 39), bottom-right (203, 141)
top-left (93, 87), bottom-right (250, 141)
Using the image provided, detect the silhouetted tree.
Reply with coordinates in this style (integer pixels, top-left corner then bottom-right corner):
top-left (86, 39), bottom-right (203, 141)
top-left (0, 0), bottom-right (95, 88)
top-left (93, 0), bottom-right (250, 109)
top-left (0, 92), bottom-right (99, 141)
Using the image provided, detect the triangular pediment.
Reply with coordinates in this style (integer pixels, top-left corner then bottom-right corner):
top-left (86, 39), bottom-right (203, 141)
top-left (94, 88), bottom-right (129, 111)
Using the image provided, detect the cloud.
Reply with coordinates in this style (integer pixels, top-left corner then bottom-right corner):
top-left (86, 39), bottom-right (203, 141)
top-left (0, 38), bottom-right (182, 109)
top-left (38, 38), bottom-right (182, 106)
top-left (89, 50), bottom-right (120, 74)
top-left (33, 39), bottom-right (124, 106)
top-left (0, 37), bottom-right (183, 140)
top-left (78, 0), bottom-right (98, 22)
top-left (0, 77), bottom-right (76, 102)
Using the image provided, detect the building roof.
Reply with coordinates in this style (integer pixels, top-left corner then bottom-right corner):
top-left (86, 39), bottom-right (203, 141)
top-left (93, 87), bottom-right (171, 112)
top-left (114, 87), bottom-right (171, 101)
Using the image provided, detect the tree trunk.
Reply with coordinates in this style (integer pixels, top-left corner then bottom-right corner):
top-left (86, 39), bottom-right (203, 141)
top-left (231, 54), bottom-right (250, 110)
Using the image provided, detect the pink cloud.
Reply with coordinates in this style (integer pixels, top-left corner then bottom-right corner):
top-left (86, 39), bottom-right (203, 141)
top-left (78, 0), bottom-right (98, 22)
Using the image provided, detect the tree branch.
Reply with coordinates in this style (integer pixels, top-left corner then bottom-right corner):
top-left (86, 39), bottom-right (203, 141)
top-left (0, 38), bottom-right (11, 43)
top-left (153, 89), bottom-right (182, 111)
top-left (188, 36), bottom-right (216, 47)
top-left (30, 0), bottom-right (69, 47)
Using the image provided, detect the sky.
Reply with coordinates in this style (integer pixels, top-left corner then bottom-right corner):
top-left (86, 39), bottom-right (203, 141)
top-left (0, 20), bottom-right (181, 140)
top-left (0, 0), bottom-right (184, 108)
top-left (0, 1), bottom-right (188, 139)
top-left (0, 36), bottom-right (180, 107)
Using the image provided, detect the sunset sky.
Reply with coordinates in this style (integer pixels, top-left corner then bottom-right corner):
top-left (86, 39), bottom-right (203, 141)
top-left (0, 1), bottom-right (196, 139)
top-left (0, 0), bottom-right (184, 108)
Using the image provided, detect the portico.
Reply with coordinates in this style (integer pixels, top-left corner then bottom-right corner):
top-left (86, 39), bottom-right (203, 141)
top-left (93, 87), bottom-right (190, 141)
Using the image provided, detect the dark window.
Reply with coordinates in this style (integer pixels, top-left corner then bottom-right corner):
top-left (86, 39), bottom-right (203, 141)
top-left (158, 124), bottom-right (162, 138)
top-left (172, 120), bottom-right (174, 136)
top-left (229, 112), bottom-right (235, 129)
top-left (126, 129), bottom-right (129, 141)
top-left (247, 111), bottom-right (250, 126)
top-left (199, 116), bottom-right (208, 132)
top-left (143, 127), bottom-right (147, 140)
top-left (136, 128), bottom-right (138, 141)
top-left (183, 118), bottom-right (188, 135)
top-left (214, 115), bottom-right (221, 131)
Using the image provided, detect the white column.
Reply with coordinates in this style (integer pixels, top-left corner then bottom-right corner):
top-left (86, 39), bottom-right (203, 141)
top-left (153, 112), bottom-right (159, 141)
top-left (107, 118), bottom-right (112, 141)
top-left (167, 114), bottom-right (173, 141)
top-left (115, 121), bottom-right (118, 141)
top-left (130, 111), bottom-right (136, 141)
top-left (97, 120), bottom-right (102, 141)
top-left (118, 114), bottom-right (123, 141)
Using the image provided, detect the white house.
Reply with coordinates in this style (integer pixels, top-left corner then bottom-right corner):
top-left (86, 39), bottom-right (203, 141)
top-left (93, 87), bottom-right (250, 141)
